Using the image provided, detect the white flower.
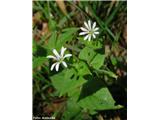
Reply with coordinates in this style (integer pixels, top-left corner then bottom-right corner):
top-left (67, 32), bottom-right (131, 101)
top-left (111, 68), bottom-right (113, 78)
top-left (79, 20), bottom-right (99, 41)
top-left (47, 46), bottom-right (72, 71)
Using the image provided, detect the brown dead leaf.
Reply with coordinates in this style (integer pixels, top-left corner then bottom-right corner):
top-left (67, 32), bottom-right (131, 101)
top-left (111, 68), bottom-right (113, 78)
top-left (41, 22), bottom-right (49, 36)
top-left (56, 0), bottom-right (67, 15)
top-left (33, 12), bottom-right (42, 26)
top-left (116, 69), bottom-right (122, 77)
top-left (43, 98), bottom-right (66, 114)
top-left (105, 45), bottom-right (111, 57)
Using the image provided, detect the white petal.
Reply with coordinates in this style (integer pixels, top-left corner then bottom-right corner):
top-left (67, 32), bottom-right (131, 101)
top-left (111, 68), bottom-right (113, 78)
top-left (50, 63), bottom-right (57, 71)
top-left (94, 31), bottom-right (99, 35)
top-left (80, 27), bottom-right (88, 32)
top-left (79, 31), bottom-right (88, 35)
top-left (60, 46), bottom-right (66, 57)
top-left (62, 61), bottom-right (67, 68)
top-left (47, 55), bottom-right (57, 60)
top-left (84, 21), bottom-right (89, 30)
top-left (88, 35), bottom-right (91, 41)
top-left (94, 27), bottom-right (99, 31)
top-left (64, 54), bottom-right (72, 59)
top-left (88, 20), bottom-right (91, 30)
top-left (84, 34), bottom-right (89, 40)
top-left (55, 62), bottom-right (60, 71)
top-left (92, 34), bottom-right (96, 39)
top-left (92, 22), bottom-right (96, 29)
top-left (52, 49), bottom-right (60, 59)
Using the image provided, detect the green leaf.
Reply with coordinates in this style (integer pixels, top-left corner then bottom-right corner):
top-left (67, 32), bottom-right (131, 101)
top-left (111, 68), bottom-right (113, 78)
top-left (56, 28), bottom-right (78, 50)
top-left (96, 69), bottom-right (118, 79)
top-left (47, 31), bottom-right (57, 50)
top-left (79, 47), bottom-right (96, 63)
top-left (76, 78), bottom-right (122, 114)
top-left (50, 68), bottom-right (87, 96)
top-left (62, 98), bottom-right (81, 120)
top-left (33, 57), bottom-right (47, 69)
top-left (105, 70), bottom-right (118, 79)
top-left (110, 55), bottom-right (117, 66)
top-left (62, 89), bottom-right (92, 120)
top-left (45, 27), bottom-right (78, 51)
top-left (73, 61), bottom-right (91, 76)
top-left (48, 19), bottom-right (57, 31)
top-left (78, 88), bottom-right (122, 114)
top-left (62, 27), bottom-right (79, 32)
top-left (57, 12), bottom-right (74, 28)
top-left (90, 54), bottom-right (105, 69)
top-left (79, 47), bottom-right (105, 69)
top-left (33, 39), bottom-right (37, 54)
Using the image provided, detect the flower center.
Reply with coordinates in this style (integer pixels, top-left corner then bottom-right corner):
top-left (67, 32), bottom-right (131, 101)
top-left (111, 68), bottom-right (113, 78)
top-left (59, 57), bottom-right (64, 63)
top-left (89, 30), bottom-right (94, 35)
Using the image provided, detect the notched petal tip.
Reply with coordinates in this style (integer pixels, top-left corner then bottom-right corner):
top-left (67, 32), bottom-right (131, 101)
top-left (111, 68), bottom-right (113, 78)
top-left (53, 49), bottom-right (60, 58)
top-left (47, 55), bottom-right (58, 60)
top-left (62, 61), bottom-right (68, 68)
top-left (92, 34), bottom-right (96, 39)
top-left (84, 34), bottom-right (89, 41)
top-left (80, 27), bottom-right (88, 32)
top-left (64, 54), bottom-right (72, 58)
top-left (88, 20), bottom-right (91, 30)
top-left (84, 21), bottom-right (89, 30)
top-left (46, 55), bottom-right (52, 58)
top-left (50, 63), bottom-right (57, 71)
top-left (60, 46), bottom-right (67, 57)
top-left (94, 27), bottom-right (99, 31)
top-left (92, 22), bottom-right (96, 29)
top-left (94, 31), bottom-right (99, 35)
top-left (55, 63), bottom-right (60, 72)
top-left (79, 32), bottom-right (88, 35)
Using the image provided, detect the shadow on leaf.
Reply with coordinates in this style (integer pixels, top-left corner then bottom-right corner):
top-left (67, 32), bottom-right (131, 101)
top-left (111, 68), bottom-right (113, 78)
top-left (78, 75), bottom-right (106, 101)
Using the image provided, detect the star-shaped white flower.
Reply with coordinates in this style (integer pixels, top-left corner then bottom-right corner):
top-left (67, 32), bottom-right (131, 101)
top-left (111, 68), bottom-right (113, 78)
top-left (79, 20), bottom-right (99, 41)
top-left (47, 46), bottom-right (72, 71)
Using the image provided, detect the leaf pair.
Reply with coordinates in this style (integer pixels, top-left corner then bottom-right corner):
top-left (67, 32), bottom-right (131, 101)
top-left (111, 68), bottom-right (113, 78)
top-left (79, 47), bottom-right (105, 70)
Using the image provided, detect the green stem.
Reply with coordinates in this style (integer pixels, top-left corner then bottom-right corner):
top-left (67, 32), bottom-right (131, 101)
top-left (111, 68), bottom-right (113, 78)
top-left (94, 69), bottom-right (118, 79)
top-left (65, 44), bottom-right (81, 53)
